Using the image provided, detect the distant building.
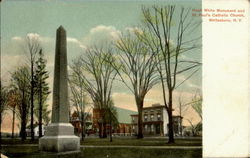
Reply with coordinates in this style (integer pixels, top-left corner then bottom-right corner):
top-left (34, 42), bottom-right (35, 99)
top-left (114, 107), bottom-right (137, 135)
top-left (34, 125), bottom-right (45, 136)
top-left (70, 111), bottom-right (92, 135)
top-left (92, 107), bottom-right (137, 136)
top-left (26, 123), bottom-right (45, 137)
top-left (131, 103), bottom-right (182, 136)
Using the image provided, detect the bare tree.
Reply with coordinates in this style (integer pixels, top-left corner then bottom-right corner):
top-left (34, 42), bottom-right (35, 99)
top-left (6, 87), bottom-right (21, 138)
top-left (68, 62), bottom-right (89, 141)
top-left (70, 46), bottom-right (117, 138)
top-left (176, 93), bottom-right (188, 136)
top-left (191, 93), bottom-right (202, 120)
top-left (105, 99), bottom-right (118, 142)
top-left (114, 30), bottom-right (159, 139)
top-left (24, 35), bottom-right (41, 140)
top-left (11, 66), bottom-right (31, 141)
top-left (140, 5), bottom-right (201, 143)
top-left (0, 80), bottom-right (8, 151)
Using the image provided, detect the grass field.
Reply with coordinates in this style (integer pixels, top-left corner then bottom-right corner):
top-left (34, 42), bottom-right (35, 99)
top-left (80, 137), bottom-right (202, 146)
top-left (1, 137), bottom-right (202, 158)
top-left (1, 137), bottom-right (202, 146)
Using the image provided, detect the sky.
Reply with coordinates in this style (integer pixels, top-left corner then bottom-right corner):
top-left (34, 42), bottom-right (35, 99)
top-left (1, 0), bottom-right (202, 132)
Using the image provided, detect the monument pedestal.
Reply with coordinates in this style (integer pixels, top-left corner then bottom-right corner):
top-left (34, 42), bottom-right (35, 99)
top-left (39, 123), bottom-right (80, 152)
top-left (39, 26), bottom-right (80, 153)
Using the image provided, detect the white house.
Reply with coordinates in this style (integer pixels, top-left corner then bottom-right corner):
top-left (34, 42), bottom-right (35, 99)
top-left (34, 125), bottom-right (45, 137)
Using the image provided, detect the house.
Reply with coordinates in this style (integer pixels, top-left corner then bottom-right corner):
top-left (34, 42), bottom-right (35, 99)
top-left (34, 125), bottom-right (45, 137)
top-left (130, 103), bottom-right (182, 136)
top-left (92, 107), bottom-right (137, 136)
top-left (70, 111), bottom-right (92, 135)
top-left (26, 123), bottom-right (45, 137)
top-left (113, 107), bottom-right (137, 136)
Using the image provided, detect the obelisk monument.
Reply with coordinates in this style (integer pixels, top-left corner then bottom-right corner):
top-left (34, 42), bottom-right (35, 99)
top-left (39, 26), bottom-right (80, 152)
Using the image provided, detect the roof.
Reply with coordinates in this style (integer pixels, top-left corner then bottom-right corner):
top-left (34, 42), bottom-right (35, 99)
top-left (115, 107), bottom-right (137, 124)
top-left (143, 105), bottom-right (165, 110)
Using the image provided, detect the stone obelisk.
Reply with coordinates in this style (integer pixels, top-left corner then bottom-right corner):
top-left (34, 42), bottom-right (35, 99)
top-left (39, 26), bottom-right (80, 152)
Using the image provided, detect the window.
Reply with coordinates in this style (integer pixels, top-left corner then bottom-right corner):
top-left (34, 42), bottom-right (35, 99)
top-left (144, 115), bottom-right (148, 121)
top-left (150, 114), bottom-right (154, 121)
top-left (151, 124), bottom-right (154, 132)
top-left (145, 125), bottom-right (148, 131)
top-left (157, 114), bottom-right (161, 121)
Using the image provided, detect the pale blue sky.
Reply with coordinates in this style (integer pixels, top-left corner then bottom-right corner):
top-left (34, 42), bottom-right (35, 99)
top-left (1, 0), bottom-right (202, 122)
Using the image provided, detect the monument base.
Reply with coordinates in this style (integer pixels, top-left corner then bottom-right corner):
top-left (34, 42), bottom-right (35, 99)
top-left (39, 123), bottom-right (80, 152)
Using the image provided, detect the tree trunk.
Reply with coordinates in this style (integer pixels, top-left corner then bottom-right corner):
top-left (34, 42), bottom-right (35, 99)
top-left (38, 80), bottom-right (43, 138)
top-left (137, 105), bottom-right (143, 139)
top-left (12, 107), bottom-right (16, 138)
top-left (21, 103), bottom-right (27, 141)
top-left (98, 122), bottom-right (102, 138)
top-left (109, 111), bottom-right (112, 142)
top-left (81, 114), bottom-right (85, 141)
top-left (168, 90), bottom-right (174, 143)
top-left (0, 104), bottom-right (2, 153)
top-left (180, 119), bottom-right (183, 137)
top-left (30, 66), bottom-right (34, 141)
top-left (103, 122), bottom-right (107, 138)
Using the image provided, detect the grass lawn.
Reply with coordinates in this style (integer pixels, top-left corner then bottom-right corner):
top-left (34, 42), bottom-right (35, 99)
top-left (81, 137), bottom-right (202, 146)
top-left (2, 146), bottom-right (202, 158)
top-left (1, 137), bottom-right (202, 146)
top-left (1, 137), bottom-right (202, 158)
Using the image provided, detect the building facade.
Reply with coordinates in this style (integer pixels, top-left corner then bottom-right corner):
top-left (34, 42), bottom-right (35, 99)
top-left (131, 103), bottom-right (182, 136)
top-left (70, 111), bottom-right (92, 135)
top-left (92, 107), bottom-right (137, 136)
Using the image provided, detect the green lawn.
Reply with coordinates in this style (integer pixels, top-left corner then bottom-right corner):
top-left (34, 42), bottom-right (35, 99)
top-left (2, 146), bottom-right (202, 158)
top-left (1, 137), bottom-right (202, 158)
top-left (81, 137), bottom-right (202, 146)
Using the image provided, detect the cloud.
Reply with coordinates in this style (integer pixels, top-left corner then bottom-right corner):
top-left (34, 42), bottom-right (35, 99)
top-left (67, 37), bottom-right (80, 44)
top-left (27, 33), bottom-right (40, 39)
top-left (83, 25), bottom-right (122, 47)
top-left (11, 36), bottom-right (22, 41)
top-left (89, 25), bottom-right (121, 39)
top-left (11, 33), bottom-right (53, 43)
top-left (125, 27), bottom-right (143, 34)
top-left (67, 37), bottom-right (87, 50)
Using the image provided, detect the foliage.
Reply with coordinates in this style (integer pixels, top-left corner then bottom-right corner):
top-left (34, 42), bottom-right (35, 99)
top-left (69, 60), bottom-right (89, 140)
top-left (34, 49), bottom-right (51, 126)
top-left (139, 5), bottom-right (201, 143)
top-left (10, 66), bottom-right (31, 140)
top-left (191, 94), bottom-right (202, 120)
top-left (0, 81), bottom-right (8, 121)
top-left (113, 30), bottom-right (159, 138)
top-left (70, 46), bottom-right (117, 138)
top-left (25, 34), bottom-right (42, 140)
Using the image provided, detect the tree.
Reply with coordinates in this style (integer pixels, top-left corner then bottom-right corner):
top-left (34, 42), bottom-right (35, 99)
top-left (11, 66), bottom-right (31, 141)
top-left (71, 46), bottom-right (117, 138)
top-left (176, 93), bottom-right (188, 136)
top-left (186, 93), bottom-right (202, 136)
top-left (191, 93), bottom-right (202, 120)
top-left (24, 34), bottom-right (41, 141)
top-left (0, 80), bottom-right (8, 150)
top-left (104, 99), bottom-right (118, 142)
top-left (34, 49), bottom-right (50, 138)
top-left (140, 5), bottom-right (201, 143)
top-left (6, 87), bottom-right (21, 138)
top-left (68, 63), bottom-right (89, 141)
top-left (114, 30), bottom-right (159, 139)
